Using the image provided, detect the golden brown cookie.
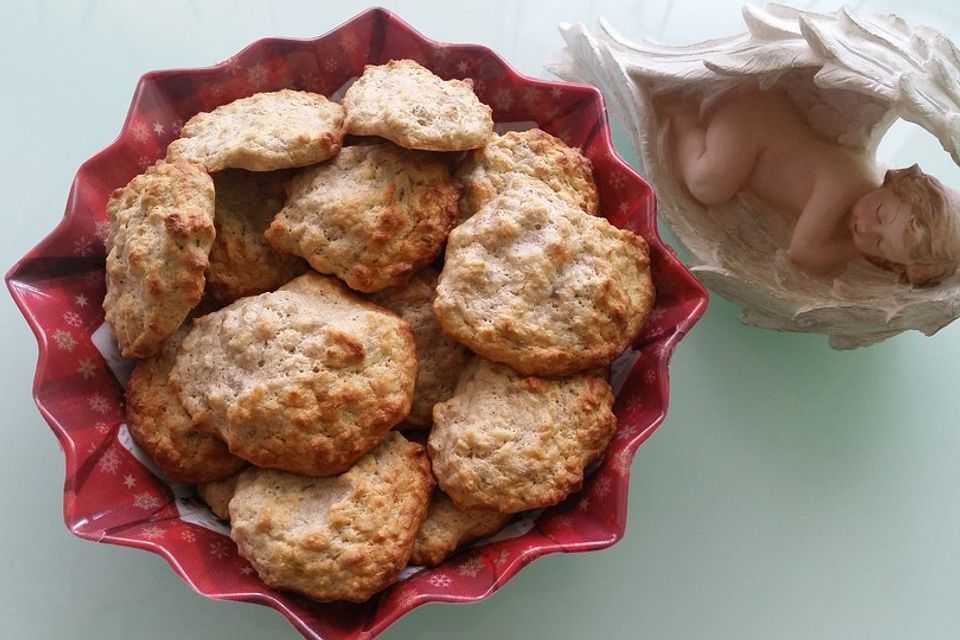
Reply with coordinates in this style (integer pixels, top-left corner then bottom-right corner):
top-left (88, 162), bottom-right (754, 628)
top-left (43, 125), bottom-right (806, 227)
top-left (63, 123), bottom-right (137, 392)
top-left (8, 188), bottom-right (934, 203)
top-left (434, 178), bottom-right (654, 376)
top-left (169, 272), bottom-right (418, 477)
top-left (456, 128), bottom-right (598, 223)
top-left (206, 169), bottom-right (308, 304)
top-left (104, 160), bottom-right (215, 359)
top-left (197, 471), bottom-right (244, 521)
top-left (265, 142), bottom-right (459, 292)
top-left (411, 491), bottom-right (511, 566)
top-left (126, 327), bottom-right (245, 483)
top-left (368, 268), bottom-right (471, 427)
top-left (166, 90), bottom-right (344, 172)
top-left (342, 59), bottom-right (493, 151)
top-left (428, 358), bottom-right (617, 513)
top-left (229, 432), bottom-right (434, 602)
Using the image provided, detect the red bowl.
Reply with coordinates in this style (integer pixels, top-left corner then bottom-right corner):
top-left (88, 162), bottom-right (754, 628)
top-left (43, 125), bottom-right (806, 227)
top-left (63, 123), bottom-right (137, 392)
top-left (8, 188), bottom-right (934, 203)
top-left (6, 7), bottom-right (707, 639)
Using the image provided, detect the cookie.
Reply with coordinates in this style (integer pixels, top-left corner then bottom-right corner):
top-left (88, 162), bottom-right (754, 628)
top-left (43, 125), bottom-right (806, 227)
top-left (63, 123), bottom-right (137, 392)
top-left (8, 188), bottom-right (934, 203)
top-left (428, 358), bottom-right (617, 513)
top-left (456, 128), bottom-right (598, 223)
top-left (434, 178), bottom-right (654, 376)
top-left (206, 169), bottom-right (308, 304)
top-left (197, 471), bottom-right (244, 521)
top-left (229, 432), bottom-right (434, 602)
top-left (342, 59), bottom-right (493, 151)
top-left (411, 491), bottom-right (511, 566)
top-left (169, 272), bottom-right (418, 477)
top-left (126, 326), bottom-right (246, 484)
top-left (166, 90), bottom-right (344, 172)
top-left (265, 142), bottom-right (459, 292)
top-left (104, 160), bottom-right (215, 358)
top-left (368, 268), bottom-right (471, 427)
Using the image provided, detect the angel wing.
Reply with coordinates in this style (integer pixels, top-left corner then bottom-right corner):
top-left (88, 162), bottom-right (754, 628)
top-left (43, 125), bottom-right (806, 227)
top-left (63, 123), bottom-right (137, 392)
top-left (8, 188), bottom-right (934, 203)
top-left (549, 4), bottom-right (960, 348)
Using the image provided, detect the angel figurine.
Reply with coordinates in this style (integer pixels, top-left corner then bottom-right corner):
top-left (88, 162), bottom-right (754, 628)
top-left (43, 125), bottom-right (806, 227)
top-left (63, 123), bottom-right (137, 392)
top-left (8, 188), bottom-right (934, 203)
top-left (552, 4), bottom-right (960, 348)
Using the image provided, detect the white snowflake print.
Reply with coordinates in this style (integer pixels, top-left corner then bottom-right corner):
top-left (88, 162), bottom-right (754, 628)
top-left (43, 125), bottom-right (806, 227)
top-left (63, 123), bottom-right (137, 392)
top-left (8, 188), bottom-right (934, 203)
top-left (614, 425), bottom-right (639, 444)
top-left (97, 448), bottom-right (120, 474)
top-left (180, 529), bottom-right (196, 543)
top-left (239, 565), bottom-right (254, 576)
top-left (209, 540), bottom-right (231, 560)
top-left (141, 525), bottom-right (165, 540)
top-left (550, 86), bottom-right (564, 100)
top-left (609, 172), bottom-right (627, 190)
top-left (138, 156), bottom-right (152, 170)
top-left (396, 591), bottom-right (419, 610)
top-left (210, 83), bottom-right (226, 98)
top-left (53, 329), bottom-right (77, 352)
top-left (577, 496), bottom-right (591, 512)
top-left (427, 573), bottom-right (452, 589)
top-left (648, 307), bottom-right (666, 323)
top-left (95, 422), bottom-right (110, 435)
top-left (494, 549), bottom-right (510, 567)
top-left (299, 72), bottom-right (318, 90)
top-left (88, 393), bottom-right (110, 414)
top-left (73, 236), bottom-right (93, 257)
top-left (455, 60), bottom-right (470, 75)
top-left (432, 48), bottom-right (450, 61)
top-left (133, 492), bottom-right (162, 511)
top-left (521, 87), bottom-right (543, 106)
top-left (551, 516), bottom-right (574, 529)
top-left (457, 557), bottom-right (484, 578)
top-left (63, 310), bottom-right (83, 328)
top-left (323, 59), bottom-right (337, 73)
top-left (130, 120), bottom-right (150, 142)
top-left (77, 358), bottom-right (97, 380)
top-left (123, 474), bottom-right (137, 489)
top-left (613, 450), bottom-right (633, 475)
top-left (74, 294), bottom-right (89, 308)
top-left (341, 34), bottom-right (359, 54)
top-left (93, 220), bottom-right (111, 242)
top-left (593, 475), bottom-right (612, 497)
top-left (643, 368), bottom-right (658, 385)
top-left (152, 121), bottom-right (165, 136)
top-left (617, 201), bottom-right (631, 215)
top-left (247, 64), bottom-right (269, 88)
top-left (493, 89), bottom-right (514, 111)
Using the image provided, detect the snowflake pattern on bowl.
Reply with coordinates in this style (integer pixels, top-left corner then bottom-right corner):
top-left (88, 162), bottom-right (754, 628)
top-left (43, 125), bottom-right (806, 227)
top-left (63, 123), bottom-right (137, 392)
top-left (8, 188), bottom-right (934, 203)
top-left (5, 7), bottom-right (707, 640)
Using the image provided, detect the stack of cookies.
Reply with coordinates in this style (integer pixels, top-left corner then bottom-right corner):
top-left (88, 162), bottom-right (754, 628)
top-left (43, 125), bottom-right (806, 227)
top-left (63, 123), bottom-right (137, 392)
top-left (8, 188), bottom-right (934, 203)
top-left (105, 59), bottom-right (655, 603)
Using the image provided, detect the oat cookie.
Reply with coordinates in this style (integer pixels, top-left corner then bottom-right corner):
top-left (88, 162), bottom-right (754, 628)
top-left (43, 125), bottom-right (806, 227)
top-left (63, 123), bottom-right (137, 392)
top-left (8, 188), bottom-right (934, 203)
top-left (434, 179), bottom-right (654, 376)
top-left (368, 268), bottom-right (471, 426)
top-left (104, 160), bottom-right (215, 358)
top-left (197, 471), bottom-right (244, 521)
top-left (206, 169), bottom-right (308, 304)
top-left (343, 59), bottom-right (493, 151)
top-left (170, 272), bottom-right (418, 476)
top-left (265, 142), bottom-right (459, 292)
top-left (229, 433), bottom-right (434, 602)
top-left (411, 491), bottom-right (511, 566)
top-left (126, 327), bottom-right (245, 483)
top-left (429, 358), bottom-right (617, 513)
top-left (166, 90), bottom-right (344, 172)
top-left (456, 128), bottom-right (598, 223)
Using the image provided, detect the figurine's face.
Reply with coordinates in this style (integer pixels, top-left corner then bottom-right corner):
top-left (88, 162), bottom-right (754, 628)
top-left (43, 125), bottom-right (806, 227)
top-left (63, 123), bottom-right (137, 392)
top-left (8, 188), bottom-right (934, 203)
top-left (850, 187), bottom-right (914, 265)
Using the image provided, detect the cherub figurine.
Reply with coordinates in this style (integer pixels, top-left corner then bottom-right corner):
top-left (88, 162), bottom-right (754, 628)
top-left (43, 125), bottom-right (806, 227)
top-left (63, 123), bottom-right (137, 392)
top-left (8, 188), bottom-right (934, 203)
top-left (553, 5), bottom-right (960, 347)
top-left (665, 87), bottom-right (960, 285)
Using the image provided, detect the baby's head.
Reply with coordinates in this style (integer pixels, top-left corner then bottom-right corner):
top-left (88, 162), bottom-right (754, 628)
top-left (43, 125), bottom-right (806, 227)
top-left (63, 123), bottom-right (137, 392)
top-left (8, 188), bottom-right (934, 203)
top-left (852, 165), bottom-right (960, 286)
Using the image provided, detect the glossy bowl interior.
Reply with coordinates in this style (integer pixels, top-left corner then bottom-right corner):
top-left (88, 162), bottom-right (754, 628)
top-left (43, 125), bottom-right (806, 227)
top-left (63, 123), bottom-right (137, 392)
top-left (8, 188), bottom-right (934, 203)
top-left (6, 7), bottom-right (707, 639)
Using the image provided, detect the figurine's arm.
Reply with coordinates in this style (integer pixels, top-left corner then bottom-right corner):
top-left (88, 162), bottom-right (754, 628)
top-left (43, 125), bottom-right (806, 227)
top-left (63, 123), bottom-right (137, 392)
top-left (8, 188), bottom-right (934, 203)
top-left (786, 187), bottom-right (860, 276)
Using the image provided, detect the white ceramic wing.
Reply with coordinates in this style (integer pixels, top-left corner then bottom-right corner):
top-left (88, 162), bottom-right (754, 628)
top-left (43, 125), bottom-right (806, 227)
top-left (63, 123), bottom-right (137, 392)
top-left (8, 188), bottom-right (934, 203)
top-left (550, 4), bottom-right (960, 348)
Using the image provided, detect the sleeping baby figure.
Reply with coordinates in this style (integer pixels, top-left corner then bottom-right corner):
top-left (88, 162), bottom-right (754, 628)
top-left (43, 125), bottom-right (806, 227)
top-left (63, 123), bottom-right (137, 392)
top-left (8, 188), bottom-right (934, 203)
top-left (665, 87), bottom-right (960, 285)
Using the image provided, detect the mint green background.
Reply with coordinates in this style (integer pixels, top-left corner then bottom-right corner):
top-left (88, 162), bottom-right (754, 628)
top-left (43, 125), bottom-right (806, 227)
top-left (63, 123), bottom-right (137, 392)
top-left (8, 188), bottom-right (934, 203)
top-left (2, 2), bottom-right (959, 638)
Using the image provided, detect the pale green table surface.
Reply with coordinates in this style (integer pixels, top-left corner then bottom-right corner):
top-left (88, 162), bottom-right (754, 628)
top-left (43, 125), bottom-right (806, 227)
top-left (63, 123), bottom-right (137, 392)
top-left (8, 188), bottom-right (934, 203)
top-left (3, 1), bottom-right (960, 638)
